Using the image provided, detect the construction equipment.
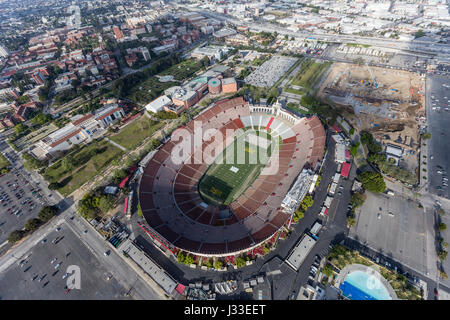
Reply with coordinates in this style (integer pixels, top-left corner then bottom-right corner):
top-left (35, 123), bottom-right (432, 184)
top-left (365, 62), bottom-right (378, 88)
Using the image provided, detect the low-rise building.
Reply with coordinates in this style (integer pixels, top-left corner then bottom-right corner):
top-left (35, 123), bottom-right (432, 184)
top-left (94, 104), bottom-right (126, 128)
top-left (166, 87), bottom-right (198, 112)
top-left (213, 28), bottom-right (237, 40)
top-left (335, 143), bottom-right (347, 163)
top-left (34, 123), bottom-right (89, 157)
top-left (152, 43), bottom-right (177, 55)
top-left (33, 104), bottom-right (125, 159)
top-left (226, 34), bottom-right (250, 46)
top-left (145, 95), bottom-right (173, 113)
top-left (221, 77), bottom-right (238, 93)
top-left (191, 45), bottom-right (230, 61)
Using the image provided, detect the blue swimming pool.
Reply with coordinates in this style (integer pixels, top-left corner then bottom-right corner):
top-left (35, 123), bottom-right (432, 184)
top-left (340, 270), bottom-right (392, 300)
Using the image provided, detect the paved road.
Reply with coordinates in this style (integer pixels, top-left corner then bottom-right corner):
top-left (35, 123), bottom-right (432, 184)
top-left (104, 137), bottom-right (128, 152)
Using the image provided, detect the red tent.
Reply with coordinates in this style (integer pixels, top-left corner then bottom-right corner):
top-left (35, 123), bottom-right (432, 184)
top-left (119, 175), bottom-right (131, 188)
top-left (341, 162), bottom-right (351, 178)
top-left (175, 284), bottom-right (186, 295)
top-left (345, 149), bottom-right (351, 159)
top-left (123, 197), bottom-right (128, 213)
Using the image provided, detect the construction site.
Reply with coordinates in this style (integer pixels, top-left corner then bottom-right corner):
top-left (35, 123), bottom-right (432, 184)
top-left (318, 62), bottom-right (426, 176)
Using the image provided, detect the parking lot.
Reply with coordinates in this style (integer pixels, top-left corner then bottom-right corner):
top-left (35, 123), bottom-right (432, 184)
top-left (244, 55), bottom-right (298, 88)
top-left (425, 75), bottom-right (450, 199)
top-left (0, 221), bottom-right (132, 299)
top-left (349, 192), bottom-right (433, 276)
top-left (0, 167), bottom-right (48, 244)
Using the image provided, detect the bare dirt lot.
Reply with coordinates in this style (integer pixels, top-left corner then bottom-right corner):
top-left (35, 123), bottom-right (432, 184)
top-left (318, 62), bottom-right (426, 173)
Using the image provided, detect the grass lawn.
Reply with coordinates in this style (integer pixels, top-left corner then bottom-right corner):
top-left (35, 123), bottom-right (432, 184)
top-left (159, 58), bottom-right (203, 81)
top-left (291, 59), bottom-right (332, 90)
top-left (126, 77), bottom-right (177, 105)
top-left (198, 130), bottom-right (275, 206)
top-left (125, 58), bottom-right (204, 105)
top-left (110, 116), bottom-right (165, 150)
top-left (0, 153), bottom-right (10, 169)
top-left (285, 103), bottom-right (311, 115)
top-left (284, 87), bottom-right (306, 96)
top-left (44, 140), bottom-right (124, 196)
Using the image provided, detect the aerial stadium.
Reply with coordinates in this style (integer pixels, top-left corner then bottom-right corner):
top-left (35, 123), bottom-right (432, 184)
top-left (138, 97), bottom-right (326, 257)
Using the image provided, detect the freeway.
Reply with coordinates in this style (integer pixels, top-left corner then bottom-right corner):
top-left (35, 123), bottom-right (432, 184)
top-left (187, 7), bottom-right (450, 57)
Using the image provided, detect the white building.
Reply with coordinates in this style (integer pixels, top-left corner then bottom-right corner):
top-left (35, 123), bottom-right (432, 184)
top-left (285, 234), bottom-right (317, 271)
top-left (94, 104), bottom-right (126, 128)
top-left (335, 143), bottom-right (347, 163)
top-left (34, 123), bottom-right (90, 158)
top-left (145, 95), bottom-right (172, 113)
top-left (0, 45), bottom-right (10, 58)
top-left (281, 169), bottom-right (315, 221)
top-left (32, 105), bottom-right (125, 159)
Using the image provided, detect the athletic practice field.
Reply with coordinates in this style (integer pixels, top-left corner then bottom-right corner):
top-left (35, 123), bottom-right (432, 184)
top-left (198, 130), bottom-right (278, 206)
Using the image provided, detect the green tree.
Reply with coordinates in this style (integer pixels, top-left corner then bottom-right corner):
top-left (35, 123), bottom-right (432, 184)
top-left (302, 195), bottom-right (314, 208)
top-left (235, 257), bottom-right (246, 268)
top-left (8, 230), bottom-right (24, 244)
top-left (61, 155), bottom-right (76, 171)
top-left (350, 192), bottom-right (366, 209)
top-left (184, 255), bottom-right (194, 265)
top-left (137, 204), bottom-right (143, 217)
top-left (322, 264), bottom-right (334, 277)
top-left (421, 132), bottom-right (432, 140)
top-left (177, 252), bottom-right (185, 263)
top-left (361, 131), bottom-right (382, 153)
top-left (414, 29), bottom-right (425, 39)
top-left (350, 142), bottom-right (360, 157)
top-left (14, 123), bottom-right (28, 136)
top-left (38, 206), bottom-right (58, 222)
top-left (438, 250), bottom-right (448, 261)
top-left (98, 195), bottom-right (115, 214)
top-left (358, 171), bottom-right (386, 193)
top-left (16, 95), bottom-right (31, 104)
top-left (300, 95), bottom-right (316, 108)
top-left (31, 112), bottom-right (52, 126)
top-left (24, 218), bottom-right (40, 232)
top-left (22, 152), bottom-right (47, 170)
top-left (294, 210), bottom-right (305, 221)
top-left (48, 182), bottom-right (60, 190)
top-left (347, 216), bottom-right (356, 227)
top-left (77, 192), bottom-right (100, 220)
top-left (113, 168), bottom-right (128, 184)
top-left (438, 223), bottom-right (447, 231)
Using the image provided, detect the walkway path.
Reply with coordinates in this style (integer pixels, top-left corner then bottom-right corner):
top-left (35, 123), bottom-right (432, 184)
top-left (104, 137), bottom-right (128, 152)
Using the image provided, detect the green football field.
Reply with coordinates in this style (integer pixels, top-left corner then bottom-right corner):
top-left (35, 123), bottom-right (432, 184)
top-left (198, 130), bottom-right (278, 206)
